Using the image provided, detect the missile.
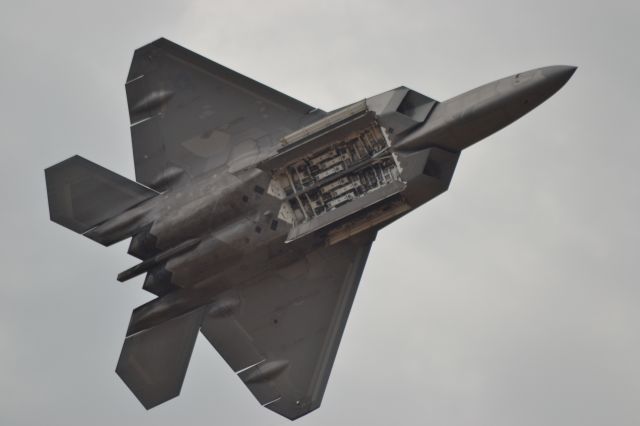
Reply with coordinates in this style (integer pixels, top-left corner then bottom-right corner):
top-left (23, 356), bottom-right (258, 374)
top-left (394, 65), bottom-right (577, 152)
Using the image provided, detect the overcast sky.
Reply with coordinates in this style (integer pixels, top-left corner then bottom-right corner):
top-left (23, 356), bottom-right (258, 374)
top-left (1, 1), bottom-right (639, 425)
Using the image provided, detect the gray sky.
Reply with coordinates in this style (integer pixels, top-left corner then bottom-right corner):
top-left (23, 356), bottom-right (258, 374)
top-left (1, 1), bottom-right (639, 425)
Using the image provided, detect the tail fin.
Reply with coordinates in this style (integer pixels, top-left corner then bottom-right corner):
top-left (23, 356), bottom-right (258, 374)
top-left (45, 155), bottom-right (157, 240)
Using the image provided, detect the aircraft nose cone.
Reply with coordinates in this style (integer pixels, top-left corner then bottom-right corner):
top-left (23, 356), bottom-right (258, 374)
top-left (542, 65), bottom-right (577, 79)
top-left (503, 64), bottom-right (577, 121)
top-left (540, 65), bottom-right (577, 91)
top-left (394, 65), bottom-right (577, 152)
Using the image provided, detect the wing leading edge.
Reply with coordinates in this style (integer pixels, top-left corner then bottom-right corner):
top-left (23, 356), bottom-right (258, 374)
top-left (126, 38), bottom-right (322, 190)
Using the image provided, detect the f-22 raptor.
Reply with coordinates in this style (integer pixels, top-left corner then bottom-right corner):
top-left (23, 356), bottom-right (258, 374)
top-left (45, 38), bottom-right (575, 419)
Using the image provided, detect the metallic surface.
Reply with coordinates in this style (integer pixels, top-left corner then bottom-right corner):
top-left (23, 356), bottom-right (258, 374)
top-left (44, 38), bottom-right (575, 420)
top-left (394, 66), bottom-right (577, 152)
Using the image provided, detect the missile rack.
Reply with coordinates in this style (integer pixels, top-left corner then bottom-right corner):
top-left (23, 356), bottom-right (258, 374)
top-left (275, 124), bottom-right (399, 222)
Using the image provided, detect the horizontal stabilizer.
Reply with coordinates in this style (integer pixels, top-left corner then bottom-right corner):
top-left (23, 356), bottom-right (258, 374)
top-left (45, 155), bottom-right (157, 235)
top-left (116, 307), bottom-right (205, 409)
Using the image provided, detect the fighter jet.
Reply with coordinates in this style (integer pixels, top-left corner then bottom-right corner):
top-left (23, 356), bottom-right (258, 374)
top-left (44, 38), bottom-right (575, 420)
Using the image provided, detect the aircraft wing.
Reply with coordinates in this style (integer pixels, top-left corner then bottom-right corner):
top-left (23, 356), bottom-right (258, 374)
top-left (115, 233), bottom-right (375, 419)
top-left (126, 38), bottom-right (321, 190)
top-left (200, 233), bottom-right (375, 419)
